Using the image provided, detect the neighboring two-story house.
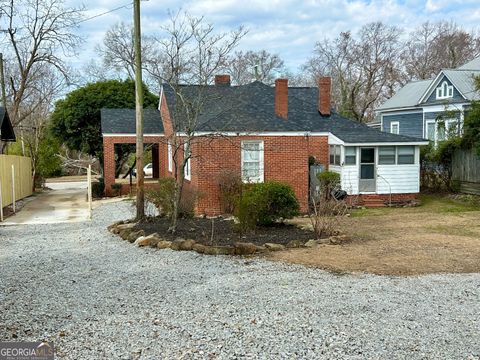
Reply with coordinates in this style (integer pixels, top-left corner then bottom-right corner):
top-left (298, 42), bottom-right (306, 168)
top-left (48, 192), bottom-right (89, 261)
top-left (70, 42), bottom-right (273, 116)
top-left (376, 57), bottom-right (480, 143)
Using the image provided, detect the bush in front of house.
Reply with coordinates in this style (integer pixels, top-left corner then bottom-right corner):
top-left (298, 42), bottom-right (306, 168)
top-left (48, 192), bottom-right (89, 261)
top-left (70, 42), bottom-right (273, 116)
top-left (146, 178), bottom-right (176, 217)
top-left (217, 169), bottom-right (243, 214)
top-left (111, 183), bottom-right (122, 196)
top-left (236, 181), bottom-right (300, 231)
top-left (317, 171), bottom-right (340, 200)
top-left (92, 177), bottom-right (105, 199)
top-left (145, 178), bottom-right (196, 219)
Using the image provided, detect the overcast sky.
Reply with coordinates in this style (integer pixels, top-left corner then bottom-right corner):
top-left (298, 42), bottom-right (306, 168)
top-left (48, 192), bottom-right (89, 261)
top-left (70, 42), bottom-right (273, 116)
top-left (70, 0), bottom-right (480, 73)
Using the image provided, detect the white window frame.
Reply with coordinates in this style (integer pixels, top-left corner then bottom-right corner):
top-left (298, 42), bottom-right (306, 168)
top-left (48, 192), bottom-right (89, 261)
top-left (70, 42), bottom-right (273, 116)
top-left (378, 146), bottom-right (396, 165)
top-left (397, 145), bottom-right (415, 165)
top-left (241, 140), bottom-right (264, 183)
top-left (184, 141), bottom-right (191, 181)
top-left (329, 144), bottom-right (341, 166)
top-left (425, 119), bottom-right (459, 145)
top-left (436, 81), bottom-right (454, 100)
top-left (390, 121), bottom-right (400, 135)
top-left (425, 120), bottom-right (436, 142)
top-left (167, 141), bottom-right (173, 173)
top-left (344, 146), bottom-right (356, 166)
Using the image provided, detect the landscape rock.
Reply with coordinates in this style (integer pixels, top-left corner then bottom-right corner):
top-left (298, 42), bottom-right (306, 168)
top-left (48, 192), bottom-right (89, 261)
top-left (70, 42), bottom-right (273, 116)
top-left (134, 236), bottom-right (149, 247)
top-left (234, 242), bottom-right (258, 255)
top-left (286, 239), bottom-right (304, 248)
top-left (170, 239), bottom-right (183, 251)
top-left (264, 243), bottom-right (286, 251)
top-left (304, 239), bottom-right (318, 248)
top-left (127, 230), bottom-right (145, 243)
top-left (205, 246), bottom-right (235, 255)
top-left (328, 235), bottom-right (350, 245)
top-left (119, 229), bottom-right (132, 241)
top-left (156, 240), bottom-right (172, 249)
top-left (192, 243), bottom-right (207, 254)
top-left (178, 239), bottom-right (196, 251)
top-left (135, 233), bottom-right (161, 247)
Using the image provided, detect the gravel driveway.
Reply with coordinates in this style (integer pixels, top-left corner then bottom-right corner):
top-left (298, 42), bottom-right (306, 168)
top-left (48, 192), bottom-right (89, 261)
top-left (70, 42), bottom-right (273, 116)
top-left (1, 201), bottom-right (479, 359)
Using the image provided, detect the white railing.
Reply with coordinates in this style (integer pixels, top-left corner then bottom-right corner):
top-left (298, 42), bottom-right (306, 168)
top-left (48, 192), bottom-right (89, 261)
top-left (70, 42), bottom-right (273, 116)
top-left (377, 174), bottom-right (392, 206)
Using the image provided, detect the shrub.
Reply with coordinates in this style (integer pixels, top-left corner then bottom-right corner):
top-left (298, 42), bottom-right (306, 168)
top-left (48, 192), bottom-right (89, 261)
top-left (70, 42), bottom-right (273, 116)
top-left (217, 169), bottom-right (243, 214)
top-left (92, 178), bottom-right (105, 199)
top-left (236, 181), bottom-right (300, 231)
top-left (317, 171), bottom-right (340, 200)
top-left (146, 178), bottom-right (175, 217)
top-left (145, 178), bottom-right (197, 218)
top-left (111, 183), bottom-right (122, 196)
top-left (310, 199), bottom-right (348, 239)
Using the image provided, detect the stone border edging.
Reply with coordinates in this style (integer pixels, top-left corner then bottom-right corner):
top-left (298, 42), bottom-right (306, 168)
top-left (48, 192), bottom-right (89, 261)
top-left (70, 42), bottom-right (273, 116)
top-left (107, 221), bottom-right (350, 255)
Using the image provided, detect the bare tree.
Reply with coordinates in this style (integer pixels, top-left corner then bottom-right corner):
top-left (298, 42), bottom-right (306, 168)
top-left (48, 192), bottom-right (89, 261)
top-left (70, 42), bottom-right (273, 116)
top-left (402, 21), bottom-right (480, 81)
top-left (95, 21), bottom-right (162, 91)
top-left (0, 0), bottom-right (84, 135)
top-left (224, 50), bottom-right (285, 85)
top-left (157, 11), bottom-right (246, 232)
top-left (304, 23), bottom-right (401, 123)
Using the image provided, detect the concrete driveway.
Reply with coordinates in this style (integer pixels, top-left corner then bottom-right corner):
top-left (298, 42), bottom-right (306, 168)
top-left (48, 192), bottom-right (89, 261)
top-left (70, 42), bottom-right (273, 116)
top-left (1, 180), bottom-right (89, 225)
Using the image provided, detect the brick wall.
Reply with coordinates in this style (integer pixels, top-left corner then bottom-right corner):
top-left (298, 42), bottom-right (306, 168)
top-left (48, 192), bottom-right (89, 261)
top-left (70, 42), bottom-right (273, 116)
top-left (189, 135), bottom-right (329, 216)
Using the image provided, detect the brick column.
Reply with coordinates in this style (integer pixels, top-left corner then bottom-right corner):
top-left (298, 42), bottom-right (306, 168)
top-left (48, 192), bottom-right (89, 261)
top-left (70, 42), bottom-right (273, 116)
top-left (103, 137), bottom-right (115, 196)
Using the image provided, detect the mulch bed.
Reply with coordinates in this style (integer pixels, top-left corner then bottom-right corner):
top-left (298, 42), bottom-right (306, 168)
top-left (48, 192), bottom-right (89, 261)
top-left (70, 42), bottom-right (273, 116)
top-left (133, 217), bottom-right (314, 246)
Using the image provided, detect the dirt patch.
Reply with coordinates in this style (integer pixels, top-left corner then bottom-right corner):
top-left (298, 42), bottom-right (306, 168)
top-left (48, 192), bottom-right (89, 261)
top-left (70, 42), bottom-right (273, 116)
top-left (271, 202), bottom-right (480, 276)
top-left (134, 217), bottom-right (314, 246)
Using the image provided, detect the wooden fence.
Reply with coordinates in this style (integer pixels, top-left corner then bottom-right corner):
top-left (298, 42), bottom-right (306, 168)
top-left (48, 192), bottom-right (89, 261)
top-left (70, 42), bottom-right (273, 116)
top-left (452, 149), bottom-right (480, 195)
top-left (0, 155), bottom-right (33, 208)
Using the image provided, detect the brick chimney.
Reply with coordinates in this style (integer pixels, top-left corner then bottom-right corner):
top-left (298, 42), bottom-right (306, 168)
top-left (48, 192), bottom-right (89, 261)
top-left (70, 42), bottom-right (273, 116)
top-left (215, 75), bottom-right (231, 86)
top-left (318, 77), bottom-right (331, 116)
top-left (275, 79), bottom-right (288, 119)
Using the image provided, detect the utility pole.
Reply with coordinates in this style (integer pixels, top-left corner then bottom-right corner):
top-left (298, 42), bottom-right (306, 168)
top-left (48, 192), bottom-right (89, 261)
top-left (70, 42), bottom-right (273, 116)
top-left (0, 53), bottom-right (6, 107)
top-left (133, 0), bottom-right (145, 219)
top-left (0, 53), bottom-right (6, 154)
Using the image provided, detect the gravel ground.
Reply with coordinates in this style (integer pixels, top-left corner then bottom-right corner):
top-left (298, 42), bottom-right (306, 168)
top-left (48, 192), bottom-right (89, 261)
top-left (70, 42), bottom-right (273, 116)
top-left (0, 201), bottom-right (479, 359)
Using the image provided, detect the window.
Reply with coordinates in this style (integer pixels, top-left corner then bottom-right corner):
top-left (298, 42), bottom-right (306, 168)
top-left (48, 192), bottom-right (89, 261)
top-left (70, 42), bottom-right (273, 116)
top-left (426, 119), bottom-right (459, 144)
top-left (184, 141), bottom-right (191, 180)
top-left (426, 121), bottom-right (436, 141)
top-left (329, 145), bottom-right (341, 166)
top-left (241, 141), bottom-right (264, 183)
top-left (397, 146), bottom-right (415, 164)
top-left (390, 121), bottom-right (399, 135)
top-left (344, 147), bottom-right (356, 165)
top-left (436, 81), bottom-right (454, 100)
top-left (167, 142), bottom-right (173, 172)
top-left (378, 146), bottom-right (396, 165)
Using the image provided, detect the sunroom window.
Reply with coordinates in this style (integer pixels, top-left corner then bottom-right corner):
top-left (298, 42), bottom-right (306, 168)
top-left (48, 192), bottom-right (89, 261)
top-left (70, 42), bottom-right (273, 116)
top-left (397, 146), bottom-right (415, 164)
top-left (329, 145), bottom-right (341, 166)
top-left (378, 146), bottom-right (396, 165)
top-left (344, 147), bottom-right (356, 165)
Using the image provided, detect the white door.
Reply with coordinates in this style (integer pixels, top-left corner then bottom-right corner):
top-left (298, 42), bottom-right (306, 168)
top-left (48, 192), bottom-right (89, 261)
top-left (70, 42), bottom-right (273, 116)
top-left (359, 147), bottom-right (376, 193)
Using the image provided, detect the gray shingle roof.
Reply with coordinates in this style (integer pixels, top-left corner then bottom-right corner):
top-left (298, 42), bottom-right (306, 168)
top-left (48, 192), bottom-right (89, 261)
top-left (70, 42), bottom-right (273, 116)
top-left (376, 80), bottom-right (431, 111)
top-left (101, 108), bottom-right (163, 134)
top-left (377, 56), bottom-right (480, 111)
top-left (162, 83), bottom-right (424, 144)
top-left (458, 57), bottom-right (480, 70)
top-left (0, 107), bottom-right (16, 142)
top-left (443, 69), bottom-right (480, 101)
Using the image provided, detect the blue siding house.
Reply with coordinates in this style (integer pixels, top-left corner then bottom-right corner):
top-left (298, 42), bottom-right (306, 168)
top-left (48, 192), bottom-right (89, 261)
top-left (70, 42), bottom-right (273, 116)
top-left (375, 57), bottom-right (480, 144)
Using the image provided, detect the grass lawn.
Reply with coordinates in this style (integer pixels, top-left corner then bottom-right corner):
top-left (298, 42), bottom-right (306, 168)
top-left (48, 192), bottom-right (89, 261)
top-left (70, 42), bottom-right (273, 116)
top-left (270, 194), bottom-right (480, 276)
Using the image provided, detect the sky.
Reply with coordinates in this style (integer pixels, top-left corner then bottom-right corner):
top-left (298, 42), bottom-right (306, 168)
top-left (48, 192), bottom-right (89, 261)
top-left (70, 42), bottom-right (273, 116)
top-left (70, 0), bottom-right (480, 74)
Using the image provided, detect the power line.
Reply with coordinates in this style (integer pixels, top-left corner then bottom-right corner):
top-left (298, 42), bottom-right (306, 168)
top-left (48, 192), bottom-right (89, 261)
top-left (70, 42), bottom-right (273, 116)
top-left (74, 2), bottom-right (133, 26)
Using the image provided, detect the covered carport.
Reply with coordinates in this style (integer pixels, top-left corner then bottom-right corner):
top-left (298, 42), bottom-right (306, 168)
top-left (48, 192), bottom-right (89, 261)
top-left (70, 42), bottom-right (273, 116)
top-left (101, 108), bottom-right (165, 196)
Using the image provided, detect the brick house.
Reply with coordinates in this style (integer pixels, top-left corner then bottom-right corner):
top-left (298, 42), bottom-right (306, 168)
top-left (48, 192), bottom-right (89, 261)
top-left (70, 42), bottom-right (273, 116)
top-left (102, 76), bottom-right (427, 214)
